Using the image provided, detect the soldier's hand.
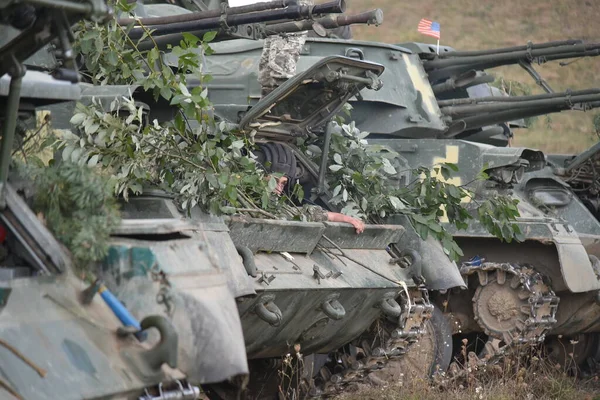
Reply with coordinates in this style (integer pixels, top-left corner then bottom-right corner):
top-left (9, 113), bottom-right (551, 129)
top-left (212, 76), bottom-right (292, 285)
top-left (350, 218), bottom-right (365, 234)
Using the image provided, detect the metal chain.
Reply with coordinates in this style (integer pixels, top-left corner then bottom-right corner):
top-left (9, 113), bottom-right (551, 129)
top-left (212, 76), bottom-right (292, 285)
top-left (306, 285), bottom-right (434, 397)
top-left (460, 259), bottom-right (559, 358)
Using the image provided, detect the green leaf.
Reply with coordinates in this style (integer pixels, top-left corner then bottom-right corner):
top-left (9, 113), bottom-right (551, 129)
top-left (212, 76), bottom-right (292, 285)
top-left (334, 153), bottom-right (342, 164)
top-left (220, 206), bottom-right (236, 214)
top-left (62, 145), bottom-right (75, 161)
top-left (231, 140), bottom-right (244, 149)
top-left (202, 31), bottom-right (218, 43)
top-left (87, 154), bottom-right (100, 167)
top-left (329, 165), bottom-right (343, 172)
top-left (389, 196), bottom-right (405, 210)
top-left (70, 113), bottom-right (86, 126)
top-left (444, 162), bottom-right (459, 171)
top-left (428, 222), bottom-right (442, 233)
top-left (333, 185), bottom-right (342, 197)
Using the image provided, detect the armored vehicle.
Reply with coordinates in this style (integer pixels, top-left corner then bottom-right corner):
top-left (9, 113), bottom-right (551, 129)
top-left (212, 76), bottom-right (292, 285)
top-left (161, 5), bottom-right (600, 373)
top-left (35, 0), bottom-right (600, 395)
top-left (27, 1), bottom-right (469, 398)
top-left (0, 1), bottom-right (207, 399)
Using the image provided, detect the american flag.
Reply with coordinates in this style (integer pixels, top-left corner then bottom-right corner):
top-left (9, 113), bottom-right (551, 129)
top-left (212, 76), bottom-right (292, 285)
top-left (417, 18), bottom-right (441, 40)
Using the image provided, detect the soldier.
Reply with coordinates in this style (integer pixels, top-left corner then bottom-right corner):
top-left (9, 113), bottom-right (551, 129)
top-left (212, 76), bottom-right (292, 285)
top-left (253, 142), bottom-right (365, 234)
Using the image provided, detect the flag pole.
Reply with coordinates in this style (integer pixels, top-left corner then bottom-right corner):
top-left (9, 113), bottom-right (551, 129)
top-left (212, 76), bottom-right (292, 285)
top-left (436, 39), bottom-right (440, 54)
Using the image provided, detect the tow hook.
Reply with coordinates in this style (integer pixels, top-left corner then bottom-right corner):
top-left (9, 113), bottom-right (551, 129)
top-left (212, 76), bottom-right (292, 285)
top-left (138, 381), bottom-right (200, 400)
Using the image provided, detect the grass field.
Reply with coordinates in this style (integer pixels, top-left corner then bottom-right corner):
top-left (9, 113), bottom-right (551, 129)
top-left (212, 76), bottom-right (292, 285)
top-left (346, 0), bottom-right (600, 154)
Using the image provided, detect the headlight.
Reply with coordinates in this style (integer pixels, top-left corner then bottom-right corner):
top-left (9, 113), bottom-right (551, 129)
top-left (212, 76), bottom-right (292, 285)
top-left (529, 188), bottom-right (572, 207)
top-left (526, 178), bottom-right (573, 208)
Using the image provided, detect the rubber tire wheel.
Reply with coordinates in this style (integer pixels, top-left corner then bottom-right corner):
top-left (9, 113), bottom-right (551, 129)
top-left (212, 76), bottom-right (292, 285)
top-left (426, 304), bottom-right (453, 377)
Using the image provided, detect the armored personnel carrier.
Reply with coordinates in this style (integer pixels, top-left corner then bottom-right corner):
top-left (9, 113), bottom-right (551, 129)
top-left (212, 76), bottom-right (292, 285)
top-left (146, 1), bottom-right (600, 374)
top-left (0, 1), bottom-right (208, 399)
top-left (24, 1), bottom-right (468, 398)
top-left (33, 0), bottom-right (600, 395)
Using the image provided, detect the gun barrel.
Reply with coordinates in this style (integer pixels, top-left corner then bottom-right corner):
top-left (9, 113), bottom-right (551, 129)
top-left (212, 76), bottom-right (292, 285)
top-left (438, 89), bottom-right (600, 107)
top-left (425, 42), bottom-right (600, 71)
top-left (265, 9), bottom-right (383, 34)
top-left (117, 0), bottom-right (299, 26)
top-left (431, 70), bottom-right (494, 94)
top-left (127, 0), bottom-right (346, 39)
top-left (440, 92), bottom-right (600, 117)
top-left (437, 39), bottom-right (584, 58)
top-left (458, 106), bottom-right (567, 132)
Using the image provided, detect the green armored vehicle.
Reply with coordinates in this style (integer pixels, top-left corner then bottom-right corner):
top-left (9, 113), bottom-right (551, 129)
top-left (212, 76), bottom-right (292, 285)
top-left (0, 1), bottom-right (206, 399)
top-left (36, 0), bottom-right (600, 395)
top-left (28, 1), bottom-right (467, 398)
top-left (152, 2), bottom-right (600, 373)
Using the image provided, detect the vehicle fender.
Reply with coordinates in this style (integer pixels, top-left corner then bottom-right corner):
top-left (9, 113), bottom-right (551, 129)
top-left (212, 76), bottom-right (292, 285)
top-left (391, 215), bottom-right (466, 291)
top-left (553, 229), bottom-right (600, 293)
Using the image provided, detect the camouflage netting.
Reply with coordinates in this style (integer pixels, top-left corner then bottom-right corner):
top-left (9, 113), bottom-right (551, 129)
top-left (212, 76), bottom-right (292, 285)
top-left (258, 0), bottom-right (313, 94)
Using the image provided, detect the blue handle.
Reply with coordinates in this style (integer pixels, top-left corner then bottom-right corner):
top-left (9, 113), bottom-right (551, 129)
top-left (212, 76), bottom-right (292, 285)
top-left (99, 286), bottom-right (147, 341)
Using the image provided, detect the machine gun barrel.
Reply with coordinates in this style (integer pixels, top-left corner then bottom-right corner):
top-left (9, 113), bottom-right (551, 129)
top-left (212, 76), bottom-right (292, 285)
top-left (135, 5), bottom-right (380, 51)
top-left (431, 70), bottom-right (494, 94)
top-left (425, 42), bottom-right (600, 70)
top-left (435, 39), bottom-right (584, 58)
top-left (118, 0), bottom-right (298, 26)
top-left (127, 0), bottom-right (346, 39)
top-left (438, 89), bottom-right (600, 107)
top-left (440, 90), bottom-right (600, 136)
top-left (265, 8), bottom-right (383, 34)
top-left (440, 90), bottom-right (600, 117)
top-left (424, 40), bottom-right (600, 82)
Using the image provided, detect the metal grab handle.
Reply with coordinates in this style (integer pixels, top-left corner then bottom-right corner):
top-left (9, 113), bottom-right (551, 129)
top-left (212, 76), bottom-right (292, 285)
top-left (255, 301), bottom-right (283, 326)
top-left (138, 315), bottom-right (179, 370)
top-left (344, 47), bottom-right (364, 60)
top-left (322, 299), bottom-right (346, 320)
top-left (379, 297), bottom-right (403, 318)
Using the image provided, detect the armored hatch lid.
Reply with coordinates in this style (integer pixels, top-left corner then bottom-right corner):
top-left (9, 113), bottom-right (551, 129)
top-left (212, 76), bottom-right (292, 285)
top-left (239, 55), bottom-right (384, 139)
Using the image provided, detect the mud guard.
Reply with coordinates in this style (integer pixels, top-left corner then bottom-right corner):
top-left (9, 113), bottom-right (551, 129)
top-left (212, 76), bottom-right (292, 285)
top-left (454, 219), bottom-right (600, 293)
top-left (391, 215), bottom-right (466, 291)
top-left (554, 232), bottom-right (600, 293)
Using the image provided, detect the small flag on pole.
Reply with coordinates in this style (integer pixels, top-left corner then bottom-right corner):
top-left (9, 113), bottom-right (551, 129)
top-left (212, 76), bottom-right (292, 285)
top-left (418, 18), bottom-right (441, 54)
top-left (417, 18), bottom-right (441, 39)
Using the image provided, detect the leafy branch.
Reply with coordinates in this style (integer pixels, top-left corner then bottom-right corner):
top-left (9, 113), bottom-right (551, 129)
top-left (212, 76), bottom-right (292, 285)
top-left (302, 121), bottom-right (523, 260)
top-left (57, 0), bottom-right (523, 262)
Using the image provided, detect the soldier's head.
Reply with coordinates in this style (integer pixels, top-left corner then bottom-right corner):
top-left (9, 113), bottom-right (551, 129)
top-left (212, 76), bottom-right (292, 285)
top-left (253, 142), bottom-right (298, 196)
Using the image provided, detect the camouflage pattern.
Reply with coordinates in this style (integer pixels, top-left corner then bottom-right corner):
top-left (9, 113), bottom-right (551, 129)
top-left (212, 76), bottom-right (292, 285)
top-left (257, 0), bottom-right (313, 93)
top-left (293, 203), bottom-right (329, 222)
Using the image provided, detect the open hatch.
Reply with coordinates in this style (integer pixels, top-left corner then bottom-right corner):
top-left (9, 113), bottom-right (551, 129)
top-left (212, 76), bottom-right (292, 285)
top-left (239, 55), bottom-right (384, 140)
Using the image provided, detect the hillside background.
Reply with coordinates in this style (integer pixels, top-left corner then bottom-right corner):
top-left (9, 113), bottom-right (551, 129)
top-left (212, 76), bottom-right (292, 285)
top-left (346, 0), bottom-right (600, 154)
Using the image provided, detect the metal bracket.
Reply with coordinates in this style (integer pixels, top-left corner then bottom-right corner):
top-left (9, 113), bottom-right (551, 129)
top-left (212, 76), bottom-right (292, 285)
top-left (258, 271), bottom-right (276, 285)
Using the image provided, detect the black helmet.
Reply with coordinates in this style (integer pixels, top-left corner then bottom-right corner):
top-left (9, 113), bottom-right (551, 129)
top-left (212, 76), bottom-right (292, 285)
top-left (254, 142), bottom-right (298, 181)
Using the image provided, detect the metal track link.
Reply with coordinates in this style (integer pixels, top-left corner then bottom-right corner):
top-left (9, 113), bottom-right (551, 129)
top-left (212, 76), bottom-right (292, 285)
top-left (306, 285), bottom-right (434, 397)
top-left (460, 260), bottom-right (559, 359)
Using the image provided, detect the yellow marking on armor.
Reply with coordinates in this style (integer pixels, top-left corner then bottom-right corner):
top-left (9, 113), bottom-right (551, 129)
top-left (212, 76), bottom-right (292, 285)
top-left (403, 53), bottom-right (438, 118)
top-left (430, 145), bottom-right (471, 223)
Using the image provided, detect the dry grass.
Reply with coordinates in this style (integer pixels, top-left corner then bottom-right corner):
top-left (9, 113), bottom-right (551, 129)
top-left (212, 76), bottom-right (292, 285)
top-left (334, 342), bottom-right (600, 400)
top-left (346, 0), bottom-right (600, 154)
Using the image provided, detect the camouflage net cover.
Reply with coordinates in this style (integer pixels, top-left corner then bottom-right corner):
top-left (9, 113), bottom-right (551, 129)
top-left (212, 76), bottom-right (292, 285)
top-left (258, 0), bottom-right (313, 93)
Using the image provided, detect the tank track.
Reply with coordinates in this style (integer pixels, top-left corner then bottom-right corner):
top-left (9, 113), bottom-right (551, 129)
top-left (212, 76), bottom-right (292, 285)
top-left (305, 285), bottom-right (434, 397)
top-left (460, 260), bottom-right (560, 360)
